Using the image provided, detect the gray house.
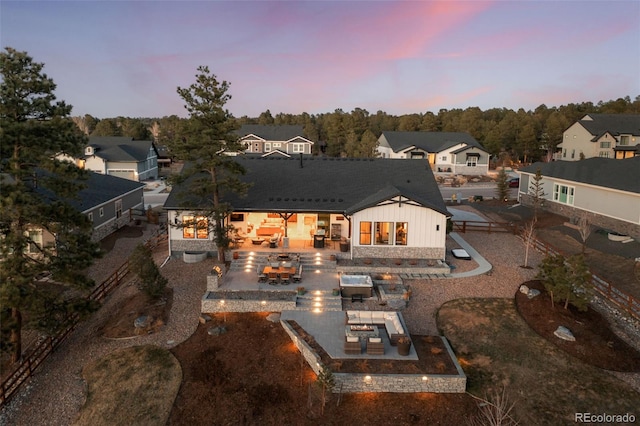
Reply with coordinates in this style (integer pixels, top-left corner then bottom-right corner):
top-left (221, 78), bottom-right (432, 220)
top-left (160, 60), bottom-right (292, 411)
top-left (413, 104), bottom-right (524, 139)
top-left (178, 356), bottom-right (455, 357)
top-left (518, 157), bottom-right (640, 239)
top-left (82, 137), bottom-right (159, 181)
top-left (377, 131), bottom-right (490, 175)
top-left (237, 125), bottom-right (315, 156)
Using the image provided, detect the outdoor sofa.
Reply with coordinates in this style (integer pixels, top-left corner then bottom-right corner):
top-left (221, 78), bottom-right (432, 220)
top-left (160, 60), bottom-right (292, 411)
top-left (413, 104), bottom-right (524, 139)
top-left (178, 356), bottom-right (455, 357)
top-left (345, 310), bottom-right (407, 345)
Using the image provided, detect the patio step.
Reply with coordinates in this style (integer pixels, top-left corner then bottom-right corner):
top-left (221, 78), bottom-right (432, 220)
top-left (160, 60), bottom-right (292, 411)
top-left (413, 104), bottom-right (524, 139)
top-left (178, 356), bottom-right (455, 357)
top-left (228, 252), bottom-right (337, 272)
top-left (295, 292), bottom-right (343, 312)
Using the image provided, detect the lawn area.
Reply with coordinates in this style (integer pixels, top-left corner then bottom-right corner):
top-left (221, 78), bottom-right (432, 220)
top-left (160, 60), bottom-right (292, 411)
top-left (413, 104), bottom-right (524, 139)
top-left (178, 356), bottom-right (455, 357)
top-left (438, 298), bottom-right (640, 425)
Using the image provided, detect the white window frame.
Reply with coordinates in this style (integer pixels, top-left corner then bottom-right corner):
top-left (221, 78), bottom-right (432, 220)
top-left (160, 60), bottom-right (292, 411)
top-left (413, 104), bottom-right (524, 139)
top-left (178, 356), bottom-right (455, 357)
top-left (115, 199), bottom-right (123, 219)
top-left (99, 207), bottom-right (104, 217)
top-left (264, 142), bottom-right (271, 152)
top-left (87, 212), bottom-right (93, 222)
top-left (466, 156), bottom-right (478, 167)
top-left (553, 183), bottom-right (575, 205)
top-left (292, 143), bottom-right (304, 153)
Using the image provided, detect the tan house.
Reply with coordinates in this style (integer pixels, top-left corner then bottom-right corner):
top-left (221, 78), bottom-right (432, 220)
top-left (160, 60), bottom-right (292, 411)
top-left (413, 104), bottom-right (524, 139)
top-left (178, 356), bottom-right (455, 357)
top-left (557, 114), bottom-right (640, 161)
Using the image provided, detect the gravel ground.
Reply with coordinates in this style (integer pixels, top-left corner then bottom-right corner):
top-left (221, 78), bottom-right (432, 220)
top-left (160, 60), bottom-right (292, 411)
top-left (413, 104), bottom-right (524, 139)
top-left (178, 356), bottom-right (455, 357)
top-left (0, 225), bottom-right (212, 426)
top-left (1, 223), bottom-right (638, 424)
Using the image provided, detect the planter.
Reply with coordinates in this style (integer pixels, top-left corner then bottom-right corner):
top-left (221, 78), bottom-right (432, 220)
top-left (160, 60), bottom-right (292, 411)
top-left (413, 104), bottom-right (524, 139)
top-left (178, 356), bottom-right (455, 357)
top-left (339, 242), bottom-right (349, 252)
top-left (329, 254), bottom-right (336, 261)
top-left (397, 341), bottom-right (411, 356)
top-left (332, 289), bottom-right (340, 296)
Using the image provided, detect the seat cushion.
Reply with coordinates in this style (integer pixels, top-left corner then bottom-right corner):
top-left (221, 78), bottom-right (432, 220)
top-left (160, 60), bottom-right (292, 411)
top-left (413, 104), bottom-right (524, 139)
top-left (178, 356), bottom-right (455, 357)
top-left (346, 336), bottom-right (359, 343)
top-left (369, 337), bottom-right (382, 343)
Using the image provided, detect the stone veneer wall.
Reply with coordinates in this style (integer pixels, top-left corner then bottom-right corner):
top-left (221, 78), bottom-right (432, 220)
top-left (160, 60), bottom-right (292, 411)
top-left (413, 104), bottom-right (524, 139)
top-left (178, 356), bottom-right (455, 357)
top-left (280, 321), bottom-right (466, 394)
top-left (202, 294), bottom-right (297, 313)
top-left (170, 239), bottom-right (218, 257)
top-left (92, 212), bottom-right (132, 242)
top-left (337, 262), bottom-right (450, 275)
top-left (352, 246), bottom-right (445, 260)
top-left (519, 194), bottom-right (640, 240)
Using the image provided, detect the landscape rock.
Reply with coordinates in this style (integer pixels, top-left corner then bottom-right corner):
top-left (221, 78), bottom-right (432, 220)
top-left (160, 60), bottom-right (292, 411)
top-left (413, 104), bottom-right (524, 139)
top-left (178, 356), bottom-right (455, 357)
top-left (199, 314), bottom-right (212, 324)
top-left (266, 313), bottom-right (281, 323)
top-left (527, 289), bottom-right (541, 299)
top-left (134, 315), bottom-right (152, 328)
top-left (554, 326), bottom-right (575, 341)
top-left (208, 325), bottom-right (227, 336)
top-left (519, 284), bottom-right (529, 294)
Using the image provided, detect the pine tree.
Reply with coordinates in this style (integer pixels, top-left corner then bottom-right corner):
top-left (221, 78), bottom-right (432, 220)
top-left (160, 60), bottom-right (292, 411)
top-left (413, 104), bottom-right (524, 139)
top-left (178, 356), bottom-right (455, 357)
top-left (171, 66), bottom-right (251, 262)
top-left (0, 47), bottom-right (100, 362)
top-left (495, 168), bottom-right (509, 202)
top-left (529, 167), bottom-right (545, 219)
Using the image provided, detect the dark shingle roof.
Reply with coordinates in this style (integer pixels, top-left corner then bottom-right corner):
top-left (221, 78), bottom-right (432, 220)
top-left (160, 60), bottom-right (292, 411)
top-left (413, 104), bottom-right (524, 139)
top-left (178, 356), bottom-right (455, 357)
top-left (576, 114), bottom-right (640, 140)
top-left (87, 137), bottom-right (155, 162)
top-left (520, 157), bottom-right (640, 194)
top-left (164, 157), bottom-right (449, 216)
top-left (381, 131), bottom-right (484, 153)
top-left (237, 125), bottom-right (308, 142)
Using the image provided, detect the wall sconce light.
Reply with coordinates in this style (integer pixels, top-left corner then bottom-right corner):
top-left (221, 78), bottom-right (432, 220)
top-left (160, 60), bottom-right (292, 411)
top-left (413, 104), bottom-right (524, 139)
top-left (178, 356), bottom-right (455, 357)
top-left (436, 225), bottom-right (440, 231)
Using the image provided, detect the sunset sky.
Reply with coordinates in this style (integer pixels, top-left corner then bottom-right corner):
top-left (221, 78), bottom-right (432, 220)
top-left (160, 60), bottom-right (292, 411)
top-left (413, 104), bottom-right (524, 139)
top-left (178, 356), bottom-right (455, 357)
top-left (2, 1), bottom-right (639, 119)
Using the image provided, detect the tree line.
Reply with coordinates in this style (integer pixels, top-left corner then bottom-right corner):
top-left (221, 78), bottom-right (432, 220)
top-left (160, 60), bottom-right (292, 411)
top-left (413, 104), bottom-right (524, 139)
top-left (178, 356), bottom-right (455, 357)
top-left (74, 96), bottom-right (639, 163)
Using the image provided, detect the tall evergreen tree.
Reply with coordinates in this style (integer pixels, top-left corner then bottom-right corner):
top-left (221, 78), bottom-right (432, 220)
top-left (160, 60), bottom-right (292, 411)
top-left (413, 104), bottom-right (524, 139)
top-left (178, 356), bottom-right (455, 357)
top-left (0, 47), bottom-right (100, 363)
top-left (172, 66), bottom-right (250, 262)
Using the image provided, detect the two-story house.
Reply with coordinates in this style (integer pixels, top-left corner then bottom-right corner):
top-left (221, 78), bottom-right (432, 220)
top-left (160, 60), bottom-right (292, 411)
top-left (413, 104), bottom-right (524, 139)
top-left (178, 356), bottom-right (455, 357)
top-left (80, 137), bottom-right (159, 181)
top-left (237, 125), bottom-right (315, 156)
top-left (376, 131), bottom-right (490, 175)
top-left (557, 114), bottom-right (640, 161)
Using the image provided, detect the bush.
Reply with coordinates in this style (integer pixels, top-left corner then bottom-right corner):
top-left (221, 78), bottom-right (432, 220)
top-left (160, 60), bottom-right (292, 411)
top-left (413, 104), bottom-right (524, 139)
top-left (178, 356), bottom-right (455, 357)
top-left (129, 244), bottom-right (167, 301)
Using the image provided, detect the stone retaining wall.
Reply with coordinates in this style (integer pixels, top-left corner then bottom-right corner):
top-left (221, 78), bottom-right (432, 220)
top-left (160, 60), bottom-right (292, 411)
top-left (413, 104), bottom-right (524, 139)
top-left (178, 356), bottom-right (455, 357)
top-left (280, 321), bottom-right (466, 394)
top-left (352, 246), bottom-right (445, 260)
top-left (337, 262), bottom-right (450, 275)
top-left (202, 293), bottom-right (297, 313)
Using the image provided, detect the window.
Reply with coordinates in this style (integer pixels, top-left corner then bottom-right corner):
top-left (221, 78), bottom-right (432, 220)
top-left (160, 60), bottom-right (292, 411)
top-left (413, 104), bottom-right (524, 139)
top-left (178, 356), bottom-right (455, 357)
top-left (359, 222), bottom-right (372, 245)
top-left (563, 149), bottom-right (566, 158)
top-left (441, 155), bottom-right (448, 161)
top-left (620, 135), bottom-right (630, 146)
top-left (265, 143), bottom-right (271, 152)
top-left (571, 149), bottom-right (575, 159)
top-left (600, 141), bottom-right (611, 148)
top-left (87, 212), bottom-right (93, 222)
top-left (598, 151), bottom-right (611, 158)
top-left (292, 143), bottom-right (304, 153)
top-left (183, 215), bottom-right (208, 239)
top-left (99, 207), bottom-right (104, 217)
top-left (395, 223), bottom-right (407, 245)
top-left (553, 184), bottom-right (574, 205)
top-left (115, 199), bottom-right (122, 219)
top-left (26, 230), bottom-right (43, 254)
top-left (273, 143), bottom-right (281, 148)
top-left (466, 157), bottom-right (477, 167)
top-left (374, 222), bottom-right (393, 245)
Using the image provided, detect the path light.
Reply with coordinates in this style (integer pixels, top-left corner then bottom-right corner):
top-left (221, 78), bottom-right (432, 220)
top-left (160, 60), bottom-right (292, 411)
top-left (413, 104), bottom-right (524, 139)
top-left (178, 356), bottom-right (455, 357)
top-left (261, 300), bottom-right (266, 305)
top-left (314, 302), bottom-right (322, 307)
top-left (315, 291), bottom-right (322, 296)
top-left (364, 375), bottom-right (372, 384)
top-left (313, 308), bottom-right (321, 313)
top-left (422, 376), bottom-right (428, 381)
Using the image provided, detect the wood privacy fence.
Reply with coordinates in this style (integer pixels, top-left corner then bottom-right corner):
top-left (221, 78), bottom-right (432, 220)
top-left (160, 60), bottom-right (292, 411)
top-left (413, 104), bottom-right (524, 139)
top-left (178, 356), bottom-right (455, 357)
top-left (451, 220), bottom-right (517, 234)
top-left (0, 232), bottom-right (167, 407)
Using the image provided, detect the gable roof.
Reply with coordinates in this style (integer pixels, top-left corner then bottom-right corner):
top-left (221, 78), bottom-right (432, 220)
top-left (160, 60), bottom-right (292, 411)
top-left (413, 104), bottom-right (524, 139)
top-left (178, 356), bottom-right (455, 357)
top-left (164, 157), bottom-right (449, 216)
top-left (87, 137), bottom-right (156, 162)
top-left (520, 157), bottom-right (640, 194)
top-left (380, 131), bottom-right (485, 154)
top-left (575, 114), bottom-right (640, 140)
top-left (237, 125), bottom-right (312, 143)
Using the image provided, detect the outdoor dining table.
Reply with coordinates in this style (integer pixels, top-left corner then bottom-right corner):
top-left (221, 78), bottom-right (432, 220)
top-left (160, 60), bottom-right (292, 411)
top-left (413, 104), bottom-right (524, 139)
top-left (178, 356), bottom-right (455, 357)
top-left (262, 266), bottom-right (297, 276)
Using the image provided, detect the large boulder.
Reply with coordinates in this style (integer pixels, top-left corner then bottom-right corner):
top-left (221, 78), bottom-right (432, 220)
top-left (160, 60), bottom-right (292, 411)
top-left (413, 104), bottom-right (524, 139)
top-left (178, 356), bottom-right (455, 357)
top-left (554, 326), bottom-right (575, 342)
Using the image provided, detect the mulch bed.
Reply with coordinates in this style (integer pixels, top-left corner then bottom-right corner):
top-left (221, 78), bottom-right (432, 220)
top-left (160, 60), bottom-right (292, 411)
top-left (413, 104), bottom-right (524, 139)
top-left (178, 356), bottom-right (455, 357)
top-left (515, 280), bottom-right (640, 372)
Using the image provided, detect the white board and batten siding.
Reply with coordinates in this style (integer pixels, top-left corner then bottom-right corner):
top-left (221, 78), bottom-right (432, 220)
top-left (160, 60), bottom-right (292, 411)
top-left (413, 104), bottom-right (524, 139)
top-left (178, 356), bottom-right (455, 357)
top-left (352, 201), bottom-right (447, 248)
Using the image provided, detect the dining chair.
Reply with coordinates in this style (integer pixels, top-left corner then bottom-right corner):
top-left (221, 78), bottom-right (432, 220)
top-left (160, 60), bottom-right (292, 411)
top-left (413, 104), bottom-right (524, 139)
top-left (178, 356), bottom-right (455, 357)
top-left (280, 272), bottom-right (290, 284)
top-left (268, 271), bottom-right (279, 285)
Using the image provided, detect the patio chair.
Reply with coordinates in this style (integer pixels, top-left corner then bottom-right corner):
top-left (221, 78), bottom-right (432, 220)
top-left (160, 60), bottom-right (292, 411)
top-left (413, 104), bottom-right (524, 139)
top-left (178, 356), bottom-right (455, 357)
top-left (268, 272), bottom-right (279, 285)
top-left (292, 264), bottom-right (303, 282)
top-left (280, 272), bottom-right (290, 285)
top-left (257, 266), bottom-right (267, 283)
top-left (366, 337), bottom-right (384, 355)
top-left (344, 336), bottom-right (361, 355)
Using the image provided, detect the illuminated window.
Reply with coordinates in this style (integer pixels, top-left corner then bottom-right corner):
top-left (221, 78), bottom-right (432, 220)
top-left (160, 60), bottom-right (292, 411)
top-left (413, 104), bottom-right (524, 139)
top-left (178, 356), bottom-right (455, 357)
top-left (395, 223), bottom-right (407, 245)
top-left (374, 222), bottom-right (392, 245)
top-left (359, 222), bottom-right (372, 245)
top-left (196, 217), bottom-right (208, 239)
top-left (183, 216), bottom-right (195, 239)
top-left (183, 215), bottom-right (208, 239)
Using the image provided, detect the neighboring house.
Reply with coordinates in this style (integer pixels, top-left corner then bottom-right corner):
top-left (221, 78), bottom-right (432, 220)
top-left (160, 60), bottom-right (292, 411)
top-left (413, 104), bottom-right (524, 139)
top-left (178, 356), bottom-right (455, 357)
top-left (377, 131), bottom-right (490, 175)
top-left (237, 125), bottom-right (314, 156)
top-left (557, 114), bottom-right (640, 161)
top-left (518, 157), bottom-right (640, 240)
top-left (7, 171), bottom-right (145, 255)
top-left (79, 137), bottom-right (159, 181)
top-left (163, 157), bottom-right (450, 260)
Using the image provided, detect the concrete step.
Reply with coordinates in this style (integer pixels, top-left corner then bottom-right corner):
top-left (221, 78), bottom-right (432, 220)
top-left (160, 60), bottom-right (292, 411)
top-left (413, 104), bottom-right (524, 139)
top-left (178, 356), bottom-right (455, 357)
top-left (295, 292), bottom-right (343, 312)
